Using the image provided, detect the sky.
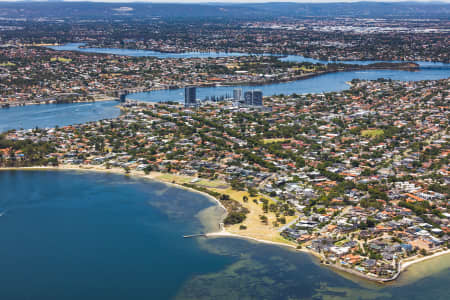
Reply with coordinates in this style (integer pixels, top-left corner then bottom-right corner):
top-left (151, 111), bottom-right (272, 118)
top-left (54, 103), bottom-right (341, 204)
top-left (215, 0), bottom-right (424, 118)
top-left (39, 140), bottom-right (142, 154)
top-left (77, 1), bottom-right (448, 2)
top-left (13, 0), bottom-right (450, 3)
top-left (1, 0), bottom-right (449, 3)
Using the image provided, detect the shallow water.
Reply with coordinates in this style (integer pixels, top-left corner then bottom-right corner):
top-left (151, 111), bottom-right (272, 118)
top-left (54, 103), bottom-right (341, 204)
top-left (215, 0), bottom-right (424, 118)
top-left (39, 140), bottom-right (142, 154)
top-left (178, 236), bottom-right (450, 300)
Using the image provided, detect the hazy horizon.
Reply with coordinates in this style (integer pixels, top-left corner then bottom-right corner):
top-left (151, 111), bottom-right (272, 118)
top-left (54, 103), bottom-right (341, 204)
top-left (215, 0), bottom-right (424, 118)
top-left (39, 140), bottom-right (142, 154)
top-left (0, 0), bottom-right (449, 3)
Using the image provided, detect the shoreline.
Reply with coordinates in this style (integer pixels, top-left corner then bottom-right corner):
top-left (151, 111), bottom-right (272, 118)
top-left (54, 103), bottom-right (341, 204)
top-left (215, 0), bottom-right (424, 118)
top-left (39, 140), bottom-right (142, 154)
top-left (0, 165), bottom-right (228, 225)
top-left (0, 164), bottom-right (226, 207)
top-left (0, 96), bottom-right (118, 110)
top-left (1, 165), bottom-right (449, 284)
top-left (116, 64), bottom-right (422, 102)
top-left (400, 249), bottom-right (450, 272)
top-left (206, 230), bottom-right (323, 260)
top-left (49, 44), bottom-right (449, 64)
top-left (1, 56), bottom-right (426, 110)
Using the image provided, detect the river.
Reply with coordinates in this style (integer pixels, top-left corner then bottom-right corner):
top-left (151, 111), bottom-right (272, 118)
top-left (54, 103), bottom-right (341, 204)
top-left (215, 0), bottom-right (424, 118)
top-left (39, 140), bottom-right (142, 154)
top-left (126, 67), bottom-right (449, 103)
top-left (0, 101), bottom-right (120, 133)
top-left (0, 44), bottom-right (448, 131)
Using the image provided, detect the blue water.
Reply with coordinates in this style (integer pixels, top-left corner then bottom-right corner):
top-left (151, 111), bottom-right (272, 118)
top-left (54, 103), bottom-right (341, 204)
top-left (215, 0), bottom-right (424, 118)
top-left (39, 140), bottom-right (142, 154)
top-left (49, 43), bottom-right (259, 59)
top-left (0, 170), bottom-right (449, 300)
top-left (1, 44), bottom-right (448, 132)
top-left (0, 170), bottom-right (232, 300)
top-left (49, 44), bottom-right (450, 103)
top-left (279, 55), bottom-right (450, 68)
top-left (0, 101), bottom-right (120, 132)
top-left (128, 68), bottom-right (450, 103)
top-left (49, 44), bottom-right (447, 68)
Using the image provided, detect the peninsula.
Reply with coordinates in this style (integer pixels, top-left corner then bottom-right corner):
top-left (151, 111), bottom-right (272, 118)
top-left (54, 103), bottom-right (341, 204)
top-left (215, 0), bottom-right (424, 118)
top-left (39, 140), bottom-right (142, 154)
top-left (1, 78), bottom-right (448, 283)
top-left (0, 43), bottom-right (419, 109)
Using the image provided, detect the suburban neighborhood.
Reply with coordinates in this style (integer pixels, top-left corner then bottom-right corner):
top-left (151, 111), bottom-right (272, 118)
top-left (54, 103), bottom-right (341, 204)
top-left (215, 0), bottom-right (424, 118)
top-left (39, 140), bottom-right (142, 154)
top-left (1, 77), bottom-right (448, 281)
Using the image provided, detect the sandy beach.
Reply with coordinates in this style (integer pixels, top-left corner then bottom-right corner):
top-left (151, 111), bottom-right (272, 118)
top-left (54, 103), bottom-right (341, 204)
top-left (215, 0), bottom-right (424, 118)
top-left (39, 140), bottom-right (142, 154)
top-left (206, 230), bottom-right (323, 259)
top-left (400, 249), bottom-right (450, 271)
top-left (0, 165), bottom-right (313, 252)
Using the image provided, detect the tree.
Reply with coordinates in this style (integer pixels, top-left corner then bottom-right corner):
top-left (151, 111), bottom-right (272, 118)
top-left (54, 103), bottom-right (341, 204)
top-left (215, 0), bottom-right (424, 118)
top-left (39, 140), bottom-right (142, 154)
top-left (220, 194), bottom-right (230, 201)
top-left (224, 212), bottom-right (246, 225)
top-left (248, 187), bottom-right (258, 197)
top-left (231, 179), bottom-right (245, 190)
top-left (367, 217), bottom-right (377, 228)
top-left (260, 215), bottom-right (268, 224)
top-left (48, 157), bottom-right (59, 166)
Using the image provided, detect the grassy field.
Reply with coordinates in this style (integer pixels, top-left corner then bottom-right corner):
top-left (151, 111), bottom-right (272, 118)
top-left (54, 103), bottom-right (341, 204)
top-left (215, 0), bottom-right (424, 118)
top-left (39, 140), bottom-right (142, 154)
top-left (262, 138), bottom-right (291, 144)
top-left (155, 173), bottom-right (228, 189)
top-left (0, 62), bottom-right (16, 66)
top-left (361, 129), bottom-right (384, 138)
top-left (300, 66), bottom-right (317, 72)
top-left (155, 172), bottom-right (295, 245)
top-left (292, 66), bottom-right (317, 72)
top-left (335, 239), bottom-right (349, 246)
top-left (50, 57), bottom-right (72, 63)
top-left (210, 187), bottom-right (296, 244)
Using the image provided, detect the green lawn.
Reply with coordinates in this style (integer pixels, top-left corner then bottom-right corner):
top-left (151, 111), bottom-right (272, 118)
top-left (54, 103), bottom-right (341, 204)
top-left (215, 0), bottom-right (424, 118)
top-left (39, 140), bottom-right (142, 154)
top-left (361, 129), bottom-right (384, 138)
top-left (50, 57), bottom-right (72, 63)
top-left (156, 173), bottom-right (227, 188)
top-left (0, 62), bottom-right (16, 66)
top-left (262, 138), bottom-right (290, 144)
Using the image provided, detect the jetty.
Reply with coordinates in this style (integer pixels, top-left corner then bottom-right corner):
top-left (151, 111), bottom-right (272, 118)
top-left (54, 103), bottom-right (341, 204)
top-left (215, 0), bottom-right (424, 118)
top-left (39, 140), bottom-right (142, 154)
top-left (183, 233), bottom-right (207, 238)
